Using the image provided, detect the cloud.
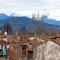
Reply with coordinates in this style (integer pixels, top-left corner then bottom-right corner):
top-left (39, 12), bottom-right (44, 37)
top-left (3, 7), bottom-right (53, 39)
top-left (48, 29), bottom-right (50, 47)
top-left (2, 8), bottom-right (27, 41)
top-left (0, 0), bottom-right (60, 10)
top-left (0, 0), bottom-right (60, 20)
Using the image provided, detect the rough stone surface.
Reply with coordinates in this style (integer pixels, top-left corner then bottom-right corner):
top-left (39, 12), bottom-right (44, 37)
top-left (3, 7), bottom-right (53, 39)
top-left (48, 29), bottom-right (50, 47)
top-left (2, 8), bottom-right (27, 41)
top-left (33, 41), bottom-right (60, 60)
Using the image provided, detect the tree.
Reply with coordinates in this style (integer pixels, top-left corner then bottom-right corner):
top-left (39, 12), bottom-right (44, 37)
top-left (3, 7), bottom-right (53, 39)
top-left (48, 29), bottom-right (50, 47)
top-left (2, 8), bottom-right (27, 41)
top-left (36, 23), bottom-right (45, 36)
top-left (20, 26), bottom-right (26, 32)
top-left (2, 21), bottom-right (12, 34)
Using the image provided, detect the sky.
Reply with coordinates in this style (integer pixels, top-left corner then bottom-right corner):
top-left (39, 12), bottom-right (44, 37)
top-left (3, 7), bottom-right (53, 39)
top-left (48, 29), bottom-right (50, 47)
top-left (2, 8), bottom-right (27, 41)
top-left (0, 0), bottom-right (60, 20)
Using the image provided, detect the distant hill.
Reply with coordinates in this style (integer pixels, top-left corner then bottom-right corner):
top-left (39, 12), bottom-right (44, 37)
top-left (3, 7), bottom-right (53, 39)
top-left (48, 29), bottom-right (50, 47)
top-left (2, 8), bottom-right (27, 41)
top-left (0, 13), bottom-right (10, 20)
top-left (0, 13), bottom-right (60, 33)
top-left (40, 16), bottom-right (60, 25)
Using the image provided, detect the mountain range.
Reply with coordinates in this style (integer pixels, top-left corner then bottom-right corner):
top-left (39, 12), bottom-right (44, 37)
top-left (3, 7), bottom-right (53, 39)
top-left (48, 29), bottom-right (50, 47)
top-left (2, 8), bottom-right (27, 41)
top-left (0, 13), bottom-right (60, 33)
